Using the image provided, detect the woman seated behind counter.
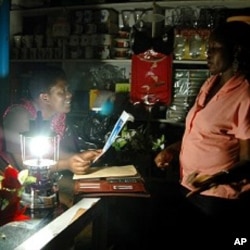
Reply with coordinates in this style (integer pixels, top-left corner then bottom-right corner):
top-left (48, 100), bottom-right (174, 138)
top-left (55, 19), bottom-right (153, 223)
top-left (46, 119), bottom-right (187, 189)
top-left (2, 66), bottom-right (102, 175)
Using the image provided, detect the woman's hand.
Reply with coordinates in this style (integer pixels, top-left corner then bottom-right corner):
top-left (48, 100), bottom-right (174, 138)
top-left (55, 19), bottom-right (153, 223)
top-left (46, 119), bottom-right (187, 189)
top-left (68, 150), bottom-right (102, 175)
top-left (154, 147), bottom-right (175, 169)
top-left (154, 141), bottom-right (181, 169)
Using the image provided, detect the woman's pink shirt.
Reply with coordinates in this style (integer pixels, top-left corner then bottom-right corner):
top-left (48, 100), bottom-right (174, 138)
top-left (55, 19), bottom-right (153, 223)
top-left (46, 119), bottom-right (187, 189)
top-left (180, 75), bottom-right (250, 198)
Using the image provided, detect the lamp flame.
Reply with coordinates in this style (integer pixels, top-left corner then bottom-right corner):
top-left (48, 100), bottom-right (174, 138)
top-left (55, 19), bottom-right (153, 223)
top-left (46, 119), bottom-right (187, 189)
top-left (30, 136), bottom-right (50, 158)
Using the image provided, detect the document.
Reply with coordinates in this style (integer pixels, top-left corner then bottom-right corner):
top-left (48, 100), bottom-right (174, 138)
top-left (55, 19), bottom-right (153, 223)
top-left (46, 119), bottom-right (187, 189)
top-left (93, 110), bottom-right (134, 163)
top-left (73, 164), bottom-right (138, 180)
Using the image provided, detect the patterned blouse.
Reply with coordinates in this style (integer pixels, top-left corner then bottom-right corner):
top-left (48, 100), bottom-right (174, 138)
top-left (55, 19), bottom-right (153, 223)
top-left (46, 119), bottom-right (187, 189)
top-left (3, 99), bottom-right (66, 140)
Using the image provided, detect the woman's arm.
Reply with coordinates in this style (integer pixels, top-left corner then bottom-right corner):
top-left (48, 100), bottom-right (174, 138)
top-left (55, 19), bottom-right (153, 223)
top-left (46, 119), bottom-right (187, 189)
top-left (3, 106), bottom-right (31, 169)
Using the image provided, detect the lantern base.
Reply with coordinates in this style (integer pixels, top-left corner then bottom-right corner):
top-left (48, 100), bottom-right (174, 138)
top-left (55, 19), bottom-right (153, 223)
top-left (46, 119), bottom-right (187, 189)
top-left (21, 191), bottom-right (58, 209)
top-left (21, 164), bottom-right (60, 209)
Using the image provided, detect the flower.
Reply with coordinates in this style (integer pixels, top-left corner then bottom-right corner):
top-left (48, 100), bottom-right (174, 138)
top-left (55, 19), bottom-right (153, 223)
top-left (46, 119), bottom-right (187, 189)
top-left (112, 124), bottom-right (165, 153)
top-left (0, 165), bottom-right (36, 226)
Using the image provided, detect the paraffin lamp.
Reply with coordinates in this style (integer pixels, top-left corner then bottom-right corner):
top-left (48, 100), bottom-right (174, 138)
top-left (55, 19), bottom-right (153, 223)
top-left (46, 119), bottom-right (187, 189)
top-left (20, 112), bottom-right (60, 209)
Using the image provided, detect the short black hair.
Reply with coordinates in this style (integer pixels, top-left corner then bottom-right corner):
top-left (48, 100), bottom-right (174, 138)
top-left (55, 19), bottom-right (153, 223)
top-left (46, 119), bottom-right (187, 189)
top-left (29, 66), bottom-right (67, 100)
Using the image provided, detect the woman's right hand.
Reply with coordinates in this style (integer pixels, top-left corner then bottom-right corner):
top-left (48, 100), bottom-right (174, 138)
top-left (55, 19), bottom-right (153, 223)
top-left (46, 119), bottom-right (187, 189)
top-left (154, 148), bottom-right (175, 169)
top-left (68, 149), bottom-right (102, 175)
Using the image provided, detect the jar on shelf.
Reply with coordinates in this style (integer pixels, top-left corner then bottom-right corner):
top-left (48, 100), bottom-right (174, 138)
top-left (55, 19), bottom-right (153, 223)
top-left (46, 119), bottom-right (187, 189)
top-left (52, 15), bottom-right (70, 38)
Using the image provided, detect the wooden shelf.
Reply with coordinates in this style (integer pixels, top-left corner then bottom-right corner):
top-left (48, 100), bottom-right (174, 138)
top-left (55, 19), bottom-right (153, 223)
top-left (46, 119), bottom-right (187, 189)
top-left (173, 60), bottom-right (207, 65)
top-left (10, 59), bottom-right (131, 63)
top-left (10, 59), bottom-right (207, 66)
top-left (10, 1), bottom-right (250, 13)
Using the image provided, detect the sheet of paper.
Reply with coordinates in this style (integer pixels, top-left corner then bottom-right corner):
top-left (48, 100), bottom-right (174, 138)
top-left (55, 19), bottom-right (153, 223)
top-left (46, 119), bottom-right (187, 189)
top-left (93, 110), bottom-right (134, 163)
top-left (73, 165), bottom-right (138, 180)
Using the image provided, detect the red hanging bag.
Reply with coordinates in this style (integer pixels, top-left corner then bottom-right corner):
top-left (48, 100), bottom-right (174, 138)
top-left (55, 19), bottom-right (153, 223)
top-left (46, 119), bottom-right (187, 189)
top-left (130, 50), bottom-right (173, 106)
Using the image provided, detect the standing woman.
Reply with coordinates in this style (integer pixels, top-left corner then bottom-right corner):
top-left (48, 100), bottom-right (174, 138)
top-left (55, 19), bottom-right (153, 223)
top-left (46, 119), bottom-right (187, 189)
top-left (153, 20), bottom-right (250, 246)
top-left (2, 66), bottom-right (101, 175)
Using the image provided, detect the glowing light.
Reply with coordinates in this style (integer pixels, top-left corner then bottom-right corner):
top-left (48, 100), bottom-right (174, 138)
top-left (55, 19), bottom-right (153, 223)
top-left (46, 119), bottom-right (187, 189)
top-left (30, 136), bottom-right (50, 158)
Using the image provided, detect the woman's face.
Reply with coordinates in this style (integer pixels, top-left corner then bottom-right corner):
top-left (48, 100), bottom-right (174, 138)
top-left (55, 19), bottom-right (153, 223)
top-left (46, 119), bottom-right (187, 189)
top-left (206, 39), bottom-right (232, 75)
top-left (46, 79), bottom-right (72, 114)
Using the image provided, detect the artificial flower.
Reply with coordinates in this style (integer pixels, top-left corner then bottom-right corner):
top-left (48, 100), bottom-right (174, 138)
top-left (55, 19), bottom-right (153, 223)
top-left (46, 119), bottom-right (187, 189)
top-left (0, 165), bottom-right (36, 226)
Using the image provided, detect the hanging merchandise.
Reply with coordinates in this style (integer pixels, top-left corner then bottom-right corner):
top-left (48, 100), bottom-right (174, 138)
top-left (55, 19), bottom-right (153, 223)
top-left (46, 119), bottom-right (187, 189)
top-left (131, 26), bottom-right (174, 56)
top-left (130, 1), bottom-right (174, 106)
top-left (130, 1), bottom-right (174, 55)
top-left (130, 50), bottom-right (173, 106)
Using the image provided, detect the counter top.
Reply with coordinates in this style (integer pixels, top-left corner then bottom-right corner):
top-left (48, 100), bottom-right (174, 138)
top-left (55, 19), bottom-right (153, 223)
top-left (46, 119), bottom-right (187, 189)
top-left (0, 197), bottom-right (100, 250)
top-left (17, 197), bottom-right (100, 250)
